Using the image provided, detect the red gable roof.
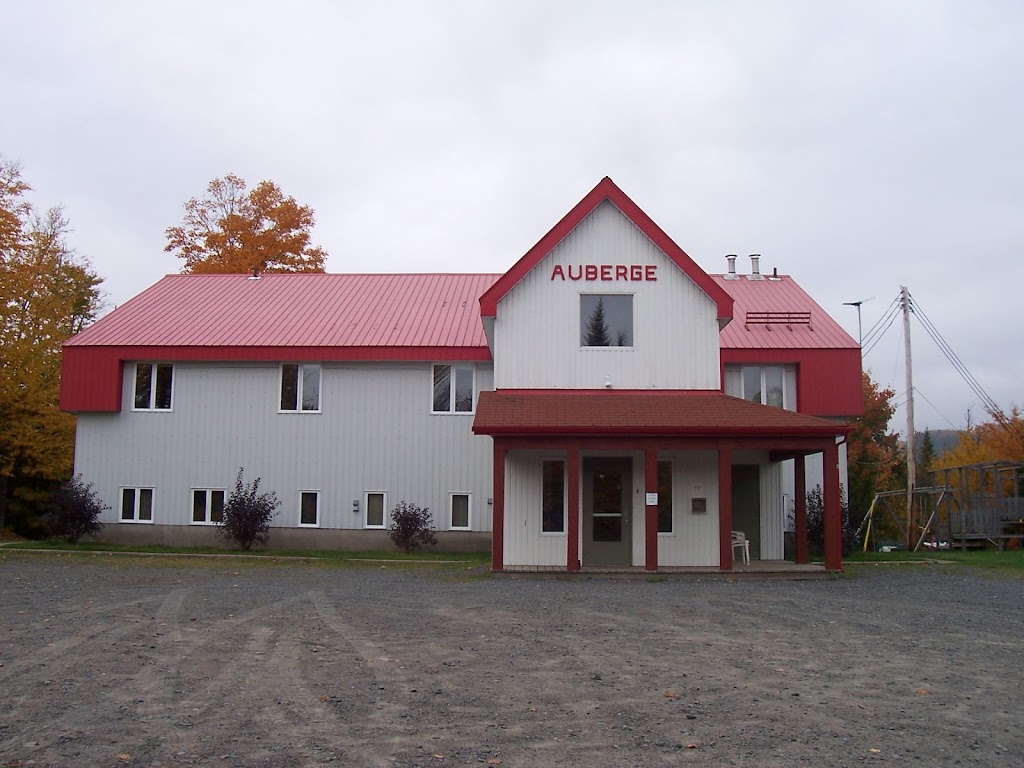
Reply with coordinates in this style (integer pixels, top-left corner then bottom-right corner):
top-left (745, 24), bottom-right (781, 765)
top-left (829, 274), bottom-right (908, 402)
top-left (712, 274), bottom-right (858, 351)
top-left (478, 177), bottom-right (734, 322)
top-left (68, 273), bottom-right (500, 349)
top-left (473, 390), bottom-right (849, 437)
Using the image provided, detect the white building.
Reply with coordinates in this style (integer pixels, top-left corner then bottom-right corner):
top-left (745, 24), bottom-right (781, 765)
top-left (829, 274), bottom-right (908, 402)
top-left (61, 178), bottom-right (861, 571)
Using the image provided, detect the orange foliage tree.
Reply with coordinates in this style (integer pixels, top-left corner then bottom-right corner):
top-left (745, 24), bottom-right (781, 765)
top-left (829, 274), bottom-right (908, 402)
top-left (165, 174), bottom-right (328, 274)
top-left (933, 407), bottom-right (1024, 478)
top-left (846, 372), bottom-right (903, 517)
top-left (0, 160), bottom-right (103, 530)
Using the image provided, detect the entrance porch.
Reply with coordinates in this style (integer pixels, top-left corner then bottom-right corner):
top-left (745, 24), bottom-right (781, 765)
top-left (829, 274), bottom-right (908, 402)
top-left (473, 391), bottom-right (849, 574)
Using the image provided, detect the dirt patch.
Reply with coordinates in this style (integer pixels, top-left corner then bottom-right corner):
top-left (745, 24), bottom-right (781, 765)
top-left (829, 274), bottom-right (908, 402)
top-left (0, 553), bottom-right (1020, 767)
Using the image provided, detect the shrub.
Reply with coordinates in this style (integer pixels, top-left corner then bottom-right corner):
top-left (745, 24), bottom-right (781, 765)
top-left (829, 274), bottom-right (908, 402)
top-left (44, 475), bottom-right (107, 543)
top-left (805, 484), bottom-right (857, 555)
top-left (388, 501), bottom-right (437, 554)
top-left (217, 469), bottom-right (280, 550)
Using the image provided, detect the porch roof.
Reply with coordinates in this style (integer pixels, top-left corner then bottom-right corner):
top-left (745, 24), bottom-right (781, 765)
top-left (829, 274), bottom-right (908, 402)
top-left (473, 390), bottom-right (850, 438)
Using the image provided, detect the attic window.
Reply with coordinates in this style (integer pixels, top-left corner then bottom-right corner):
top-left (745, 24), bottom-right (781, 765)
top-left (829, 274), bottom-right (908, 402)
top-left (744, 311), bottom-right (812, 331)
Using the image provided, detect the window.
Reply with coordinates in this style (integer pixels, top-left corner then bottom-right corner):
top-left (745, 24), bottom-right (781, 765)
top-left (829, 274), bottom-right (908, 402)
top-left (299, 491), bottom-right (319, 527)
top-left (192, 489), bottom-right (225, 524)
top-left (365, 491), bottom-right (386, 529)
top-left (542, 460), bottom-right (566, 533)
top-left (450, 493), bottom-right (471, 530)
top-left (657, 461), bottom-right (673, 534)
top-left (121, 487), bottom-right (154, 523)
top-left (580, 294), bottom-right (633, 347)
top-left (740, 365), bottom-right (786, 409)
top-left (281, 363), bottom-right (321, 412)
top-left (432, 364), bottom-right (474, 413)
top-left (134, 363), bottom-right (173, 410)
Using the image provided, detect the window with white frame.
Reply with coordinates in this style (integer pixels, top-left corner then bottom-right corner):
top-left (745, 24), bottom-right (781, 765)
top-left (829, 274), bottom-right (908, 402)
top-left (432, 364), bottom-right (474, 413)
top-left (741, 365), bottom-right (785, 409)
top-left (299, 491), bottom-right (319, 527)
top-left (365, 491), bottom-right (386, 529)
top-left (726, 365), bottom-right (791, 410)
top-left (121, 487), bottom-right (154, 523)
top-left (580, 294), bottom-right (633, 347)
top-left (657, 461), bottom-right (673, 534)
top-left (450, 493), bottom-right (471, 530)
top-left (280, 363), bottom-right (321, 412)
top-left (542, 460), bottom-right (566, 533)
top-left (134, 363), bottom-right (173, 410)
top-left (192, 489), bottom-right (225, 524)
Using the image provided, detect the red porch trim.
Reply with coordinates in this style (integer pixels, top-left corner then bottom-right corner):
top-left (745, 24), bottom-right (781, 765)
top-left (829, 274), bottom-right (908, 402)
top-left (794, 457), bottom-right (808, 565)
top-left (567, 443), bottom-right (581, 571)
top-left (644, 446), bottom-right (658, 571)
top-left (719, 449), bottom-right (733, 570)
top-left (491, 443), bottom-right (506, 571)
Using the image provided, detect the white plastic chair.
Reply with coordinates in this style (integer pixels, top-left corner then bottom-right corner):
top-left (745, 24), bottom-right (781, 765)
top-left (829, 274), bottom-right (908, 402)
top-left (731, 530), bottom-right (751, 566)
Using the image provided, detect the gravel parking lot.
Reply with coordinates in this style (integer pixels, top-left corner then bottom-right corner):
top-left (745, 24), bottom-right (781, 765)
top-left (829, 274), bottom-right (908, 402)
top-left (1, 552), bottom-right (1021, 768)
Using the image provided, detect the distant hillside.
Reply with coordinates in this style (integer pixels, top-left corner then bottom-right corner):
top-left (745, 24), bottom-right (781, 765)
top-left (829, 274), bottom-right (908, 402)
top-left (917, 429), bottom-right (962, 457)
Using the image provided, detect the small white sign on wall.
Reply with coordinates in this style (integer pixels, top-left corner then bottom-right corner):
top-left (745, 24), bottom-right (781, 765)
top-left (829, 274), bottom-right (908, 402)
top-left (645, 492), bottom-right (658, 506)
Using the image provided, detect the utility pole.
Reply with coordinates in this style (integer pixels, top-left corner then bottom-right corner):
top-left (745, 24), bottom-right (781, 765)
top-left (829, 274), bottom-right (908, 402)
top-left (901, 286), bottom-right (916, 549)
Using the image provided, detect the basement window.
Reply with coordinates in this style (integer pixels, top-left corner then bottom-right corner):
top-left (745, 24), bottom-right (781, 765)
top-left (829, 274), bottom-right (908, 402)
top-left (450, 493), bottom-right (471, 530)
top-left (121, 487), bottom-right (154, 523)
top-left (365, 491), bottom-right (387, 529)
top-left (192, 489), bottom-right (225, 524)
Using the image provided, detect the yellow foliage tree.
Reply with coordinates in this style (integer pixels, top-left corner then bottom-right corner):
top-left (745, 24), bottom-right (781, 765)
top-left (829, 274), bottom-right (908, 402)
top-left (933, 407), bottom-right (1024, 492)
top-left (0, 160), bottom-right (103, 529)
top-left (165, 174), bottom-right (328, 274)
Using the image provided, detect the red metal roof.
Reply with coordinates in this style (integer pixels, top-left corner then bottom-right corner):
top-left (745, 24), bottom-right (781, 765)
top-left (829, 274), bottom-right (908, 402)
top-left (478, 177), bottom-right (734, 323)
top-left (68, 273), bottom-right (502, 349)
top-left (473, 390), bottom-right (849, 437)
top-left (712, 274), bottom-right (858, 350)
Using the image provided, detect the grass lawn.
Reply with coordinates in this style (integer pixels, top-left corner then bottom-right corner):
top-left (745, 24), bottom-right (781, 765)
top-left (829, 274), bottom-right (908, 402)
top-left (844, 548), bottom-right (1024, 575)
top-left (1, 539), bottom-right (489, 565)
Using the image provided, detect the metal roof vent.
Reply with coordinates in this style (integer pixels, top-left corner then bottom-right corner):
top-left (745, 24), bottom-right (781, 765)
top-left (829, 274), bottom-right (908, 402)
top-left (247, 269), bottom-right (261, 281)
top-left (724, 254), bottom-right (739, 280)
top-left (748, 254), bottom-right (763, 280)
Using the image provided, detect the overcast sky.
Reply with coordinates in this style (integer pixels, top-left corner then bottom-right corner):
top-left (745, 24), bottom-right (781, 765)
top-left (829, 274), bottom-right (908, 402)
top-left (3, 0), bottom-right (1021, 435)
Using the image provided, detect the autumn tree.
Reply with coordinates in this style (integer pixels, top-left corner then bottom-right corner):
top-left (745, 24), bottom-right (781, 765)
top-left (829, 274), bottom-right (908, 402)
top-left (845, 372), bottom-right (902, 519)
top-left (934, 407), bottom-right (1024, 472)
top-left (0, 160), bottom-right (103, 531)
top-left (165, 174), bottom-right (328, 274)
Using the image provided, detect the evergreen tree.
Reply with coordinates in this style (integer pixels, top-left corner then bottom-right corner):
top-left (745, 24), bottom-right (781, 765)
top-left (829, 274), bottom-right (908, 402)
top-left (917, 429), bottom-right (938, 486)
top-left (583, 296), bottom-right (611, 346)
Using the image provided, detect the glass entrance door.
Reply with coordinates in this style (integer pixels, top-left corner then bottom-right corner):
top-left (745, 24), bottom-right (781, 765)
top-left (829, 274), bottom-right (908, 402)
top-left (582, 457), bottom-right (633, 566)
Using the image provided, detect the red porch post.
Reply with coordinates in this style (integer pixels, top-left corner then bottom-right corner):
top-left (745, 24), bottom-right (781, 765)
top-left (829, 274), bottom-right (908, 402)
top-left (644, 445), bottom-right (658, 571)
top-left (823, 440), bottom-right (843, 571)
top-left (491, 442), bottom-right (506, 571)
top-left (719, 448), bottom-right (733, 571)
top-left (794, 456), bottom-right (808, 565)
top-left (567, 443), bottom-right (580, 571)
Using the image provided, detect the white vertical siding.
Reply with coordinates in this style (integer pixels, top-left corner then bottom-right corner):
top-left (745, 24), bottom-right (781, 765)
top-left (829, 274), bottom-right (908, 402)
top-left (75, 362), bottom-right (495, 533)
top-left (759, 462), bottom-right (785, 560)
top-left (656, 451), bottom-right (721, 567)
top-left (494, 201), bottom-right (721, 390)
top-left (503, 452), bottom-right (569, 567)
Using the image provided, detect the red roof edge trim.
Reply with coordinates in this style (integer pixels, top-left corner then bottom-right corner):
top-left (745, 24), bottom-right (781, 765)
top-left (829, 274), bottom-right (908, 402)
top-left (474, 424), bottom-right (850, 437)
top-left (479, 177), bottom-right (734, 321)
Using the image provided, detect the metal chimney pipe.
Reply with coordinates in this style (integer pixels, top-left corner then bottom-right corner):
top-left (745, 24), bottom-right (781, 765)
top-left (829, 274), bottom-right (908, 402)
top-left (725, 254), bottom-right (738, 279)
top-left (749, 254), bottom-right (763, 280)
